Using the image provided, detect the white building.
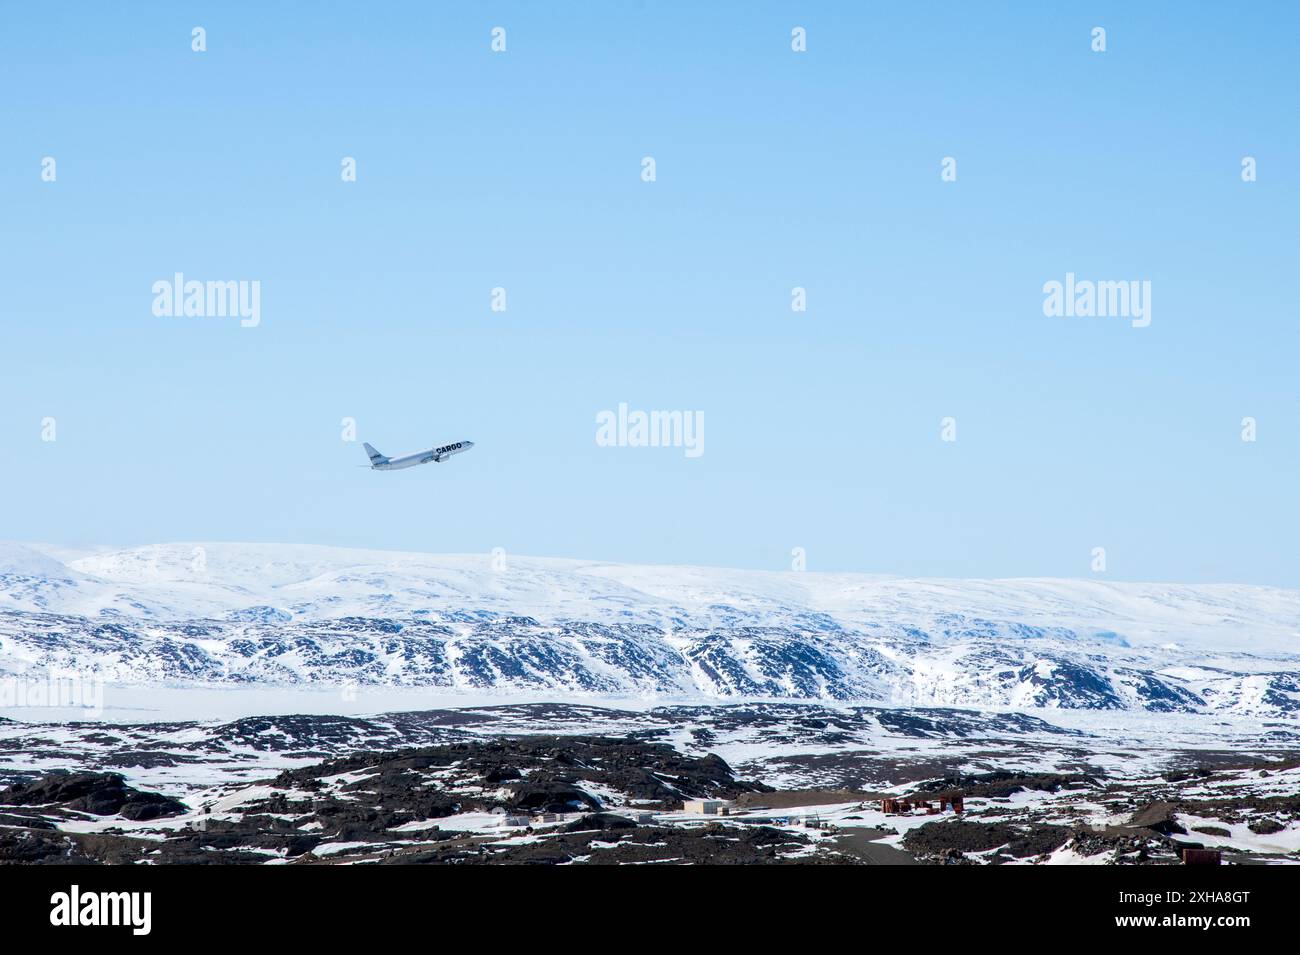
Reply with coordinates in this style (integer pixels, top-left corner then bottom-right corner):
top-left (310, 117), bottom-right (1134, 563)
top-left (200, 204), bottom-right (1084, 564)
top-left (682, 799), bottom-right (726, 815)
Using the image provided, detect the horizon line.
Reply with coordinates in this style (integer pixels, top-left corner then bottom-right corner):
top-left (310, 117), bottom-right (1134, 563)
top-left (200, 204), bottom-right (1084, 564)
top-left (6, 539), bottom-right (1294, 592)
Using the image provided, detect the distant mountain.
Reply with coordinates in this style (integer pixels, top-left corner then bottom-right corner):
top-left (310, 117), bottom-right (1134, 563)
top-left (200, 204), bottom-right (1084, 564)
top-left (0, 541), bottom-right (1296, 717)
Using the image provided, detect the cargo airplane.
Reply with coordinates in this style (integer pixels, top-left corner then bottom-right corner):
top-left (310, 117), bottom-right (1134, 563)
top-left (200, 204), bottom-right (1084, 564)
top-left (361, 439), bottom-right (474, 471)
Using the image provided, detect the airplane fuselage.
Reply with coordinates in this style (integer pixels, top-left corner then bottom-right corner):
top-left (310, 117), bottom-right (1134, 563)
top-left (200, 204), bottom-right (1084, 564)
top-left (370, 440), bottom-right (474, 470)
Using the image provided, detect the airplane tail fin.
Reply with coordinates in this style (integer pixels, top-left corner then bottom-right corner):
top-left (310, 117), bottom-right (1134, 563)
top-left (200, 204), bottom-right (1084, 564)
top-left (362, 442), bottom-right (387, 464)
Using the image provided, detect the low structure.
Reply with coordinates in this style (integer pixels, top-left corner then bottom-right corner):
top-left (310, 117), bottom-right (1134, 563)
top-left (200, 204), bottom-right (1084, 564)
top-left (1181, 848), bottom-right (1222, 865)
top-left (682, 799), bottom-right (726, 815)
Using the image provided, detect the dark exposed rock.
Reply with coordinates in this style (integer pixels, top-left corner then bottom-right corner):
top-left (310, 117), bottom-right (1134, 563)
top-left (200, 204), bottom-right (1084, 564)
top-left (507, 781), bottom-right (600, 813)
top-left (0, 828), bottom-right (88, 864)
top-left (913, 770), bottom-right (1099, 800)
top-left (376, 823), bottom-right (831, 866)
top-left (0, 772), bottom-right (186, 820)
top-left (1164, 767), bottom-right (1215, 783)
top-left (902, 820), bottom-right (1072, 861)
top-left (563, 813), bottom-right (637, 832)
top-left (1248, 818), bottom-right (1284, 835)
top-left (1068, 828), bottom-right (1178, 862)
top-left (1127, 801), bottom-right (1186, 835)
top-left (270, 735), bottom-right (768, 814)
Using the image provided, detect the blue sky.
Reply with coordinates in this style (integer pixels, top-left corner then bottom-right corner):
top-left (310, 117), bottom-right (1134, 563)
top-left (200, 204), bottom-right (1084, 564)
top-left (1, 3), bottom-right (1296, 585)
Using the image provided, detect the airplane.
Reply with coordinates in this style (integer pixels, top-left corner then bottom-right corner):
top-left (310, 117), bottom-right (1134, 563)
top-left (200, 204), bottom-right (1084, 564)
top-left (361, 439), bottom-right (475, 471)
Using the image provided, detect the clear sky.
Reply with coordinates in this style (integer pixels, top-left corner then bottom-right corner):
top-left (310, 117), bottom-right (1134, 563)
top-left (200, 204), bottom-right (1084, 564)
top-left (1, 3), bottom-right (1296, 585)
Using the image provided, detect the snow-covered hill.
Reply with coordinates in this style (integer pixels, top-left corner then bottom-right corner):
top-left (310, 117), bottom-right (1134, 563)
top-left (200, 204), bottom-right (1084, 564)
top-left (4, 541), bottom-right (1298, 651)
top-left (0, 541), bottom-right (1297, 717)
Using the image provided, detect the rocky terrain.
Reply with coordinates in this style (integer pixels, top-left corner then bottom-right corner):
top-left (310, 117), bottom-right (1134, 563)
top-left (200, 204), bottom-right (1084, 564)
top-left (10, 700), bottom-right (1281, 794)
top-left (0, 736), bottom-right (818, 865)
top-left (0, 705), bottom-right (1297, 866)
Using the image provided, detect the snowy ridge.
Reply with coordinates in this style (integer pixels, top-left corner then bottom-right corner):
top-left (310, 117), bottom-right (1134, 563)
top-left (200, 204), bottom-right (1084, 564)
top-left (0, 542), bottom-right (1297, 717)
top-left (2, 541), bottom-right (1296, 652)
